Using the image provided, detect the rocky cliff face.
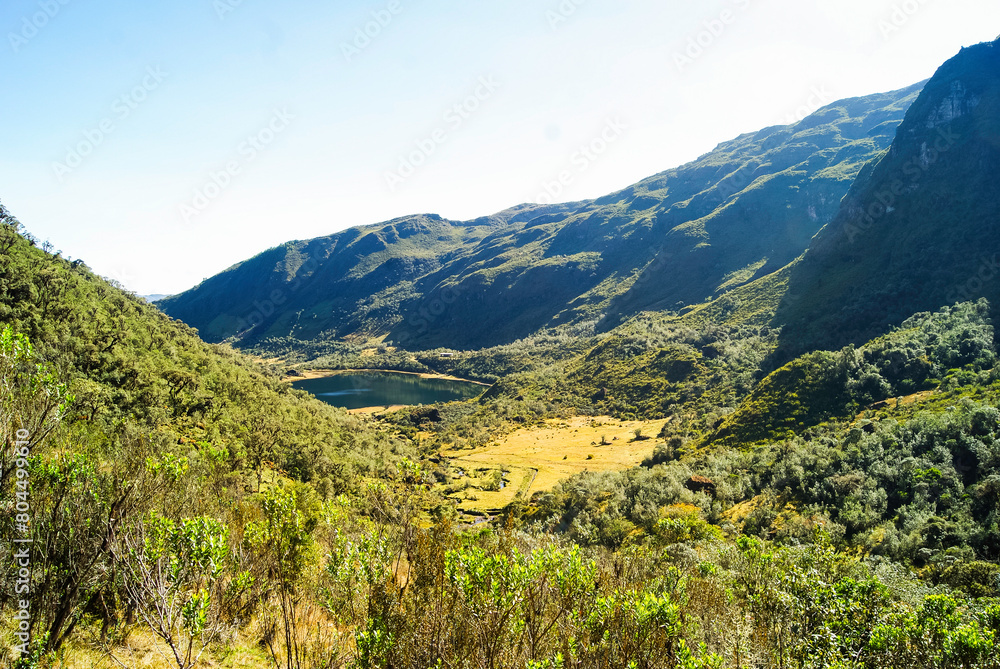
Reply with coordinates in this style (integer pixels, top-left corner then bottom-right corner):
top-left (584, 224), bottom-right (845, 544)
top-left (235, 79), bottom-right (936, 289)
top-left (925, 80), bottom-right (982, 128)
top-left (774, 39), bottom-right (1000, 356)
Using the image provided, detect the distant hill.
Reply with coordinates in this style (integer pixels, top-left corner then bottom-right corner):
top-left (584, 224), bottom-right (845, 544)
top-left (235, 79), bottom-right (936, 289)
top-left (158, 83), bottom-right (924, 351)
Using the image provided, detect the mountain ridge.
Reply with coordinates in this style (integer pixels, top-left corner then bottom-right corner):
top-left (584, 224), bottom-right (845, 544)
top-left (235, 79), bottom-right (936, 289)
top-left (159, 81), bottom-right (926, 352)
top-left (772, 39), bottom-right (1000, 357)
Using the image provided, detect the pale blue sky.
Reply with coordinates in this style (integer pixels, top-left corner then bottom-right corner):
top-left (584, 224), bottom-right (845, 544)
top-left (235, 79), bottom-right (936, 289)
top-left (1, 0), bottom-right (998, 295)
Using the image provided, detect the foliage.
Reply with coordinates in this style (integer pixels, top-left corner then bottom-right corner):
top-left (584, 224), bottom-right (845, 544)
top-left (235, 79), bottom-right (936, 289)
top-left (712, 300), bottom-right (997, 446)
top-left (114, 512), bottom-right (229, 669)
top-left (1, 45), bottom-right (1000, 666)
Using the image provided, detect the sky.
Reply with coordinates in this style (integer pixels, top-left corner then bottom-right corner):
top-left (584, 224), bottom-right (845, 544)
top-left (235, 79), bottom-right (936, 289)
top-left (1, 0), bottom-right (998, 296)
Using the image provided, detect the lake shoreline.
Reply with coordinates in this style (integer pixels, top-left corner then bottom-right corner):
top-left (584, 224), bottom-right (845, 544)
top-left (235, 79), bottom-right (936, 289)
top-left (282, 367), bottom-right (492, 387)
top-left (287, 369), bottom-right (491, 411)
top-left (347, 404), bottom-right (409, 415)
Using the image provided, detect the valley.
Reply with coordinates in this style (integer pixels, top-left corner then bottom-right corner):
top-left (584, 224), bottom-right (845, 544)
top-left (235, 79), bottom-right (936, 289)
top-left (2, 37), bottom-right (1000, 669)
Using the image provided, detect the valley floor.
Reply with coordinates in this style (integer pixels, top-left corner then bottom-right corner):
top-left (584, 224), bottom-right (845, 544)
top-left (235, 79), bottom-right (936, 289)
top-left (436, 415), bottom-right (670, 519)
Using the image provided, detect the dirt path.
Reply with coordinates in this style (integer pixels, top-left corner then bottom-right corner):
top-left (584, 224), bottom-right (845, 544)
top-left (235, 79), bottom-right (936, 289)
top-left (523, 468), bottom-right (539, 498)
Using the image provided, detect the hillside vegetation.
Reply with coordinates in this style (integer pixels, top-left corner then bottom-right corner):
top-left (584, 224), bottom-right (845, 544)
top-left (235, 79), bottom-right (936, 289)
top-left (159, 84), bottom-right (923, 351)
top-left (3, 40), bottom-right (1000, 669)
top-left (776, 41), bottom-right (1000, 356)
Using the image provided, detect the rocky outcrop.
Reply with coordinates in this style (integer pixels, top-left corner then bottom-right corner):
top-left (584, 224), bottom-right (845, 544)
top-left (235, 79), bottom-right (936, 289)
top-left (925, 80), bottom-right (981, 128)
top-left (685, 475), bottom-right (717, 496)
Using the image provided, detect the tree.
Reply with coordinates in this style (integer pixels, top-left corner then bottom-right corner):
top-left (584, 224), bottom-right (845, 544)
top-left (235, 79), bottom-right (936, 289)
top-left (0, 326), bottom-right (73, 490)
top-left (244, 482), bottom-right (323, 669)
top-left (114, 512), bottom-right (228, 669)
top-left (0, 201), bottom-right (24, 255)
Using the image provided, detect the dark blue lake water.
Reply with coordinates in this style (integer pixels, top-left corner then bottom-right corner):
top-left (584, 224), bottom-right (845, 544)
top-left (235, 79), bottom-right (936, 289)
top-left (290, 371), bottom-right (485, 410)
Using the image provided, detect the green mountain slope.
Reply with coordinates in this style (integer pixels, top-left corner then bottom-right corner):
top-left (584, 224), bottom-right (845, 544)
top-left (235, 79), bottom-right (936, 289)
top-left (0, 206), bottom-right (415, 661)
top-left (159, 83), bottom-right (924, 351)
top-left (712, 300), bottom-right (996, 447)
top-left (0, 207), bottom-right (402, 489)
top-left (775, 39), bottom-right (1000, 355)
top-left (8, 43), bottom-right (1000, 669)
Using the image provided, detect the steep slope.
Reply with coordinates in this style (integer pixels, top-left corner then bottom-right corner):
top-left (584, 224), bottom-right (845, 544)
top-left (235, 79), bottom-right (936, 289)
top-left (159, 84), bottom-right (924, 351)
top-left (596, 84), bottom-right (922, 323)
top-left (0, 206), bottom-right (418, 662)
top-left (158, 209), bottom-right (530, 344)
top-left (0, 205), bottom-right (400, 488)
top-left (710, 300), bottom-right (996, 448)
top-left (775, 39), bottom-right (1000, 355)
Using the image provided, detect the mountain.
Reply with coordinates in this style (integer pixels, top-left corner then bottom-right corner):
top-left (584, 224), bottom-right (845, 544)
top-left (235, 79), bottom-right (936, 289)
top-left (6, 44), bottom-right (1000, 668)
top-left (774, 40), bottom-right (1000, 355)
top-left (0, 206), bottom-right (399, 488)
top-left (158, 83), bottom-right (924, 351)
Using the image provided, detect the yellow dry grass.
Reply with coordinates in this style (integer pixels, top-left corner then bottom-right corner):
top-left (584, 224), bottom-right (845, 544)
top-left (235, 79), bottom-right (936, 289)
top-left (722, 495), bottom-right (771, 524)
top-left (347, 404), bottom-right (408, 415)
top-left (52, 610), bottom-right (341, 668)
top-left (853, 389), bottom-right (939, 421)
top-left (441, 416), bottom-right (669, 514)
top-left (51, 627), bottom-right (249, 668)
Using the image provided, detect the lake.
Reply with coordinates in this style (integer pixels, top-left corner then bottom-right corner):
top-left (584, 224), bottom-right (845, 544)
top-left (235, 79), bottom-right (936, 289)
top-left (290, 371), bottom-right (486, 410)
